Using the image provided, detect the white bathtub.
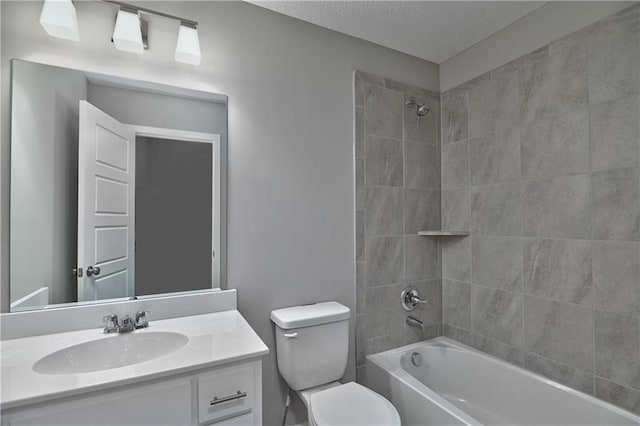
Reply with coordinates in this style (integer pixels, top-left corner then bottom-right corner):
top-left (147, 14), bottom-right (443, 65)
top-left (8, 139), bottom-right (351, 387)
top-left (367, 337), bottom-right (640, 426)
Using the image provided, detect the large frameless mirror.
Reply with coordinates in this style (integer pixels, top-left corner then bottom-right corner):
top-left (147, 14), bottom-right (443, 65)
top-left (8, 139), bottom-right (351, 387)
top-left (8, 60), bottom-right (227, 312)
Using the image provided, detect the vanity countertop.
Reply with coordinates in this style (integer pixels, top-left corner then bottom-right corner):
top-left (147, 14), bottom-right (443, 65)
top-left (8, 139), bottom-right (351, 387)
top-left (0, 310), bottom-right (269, 410)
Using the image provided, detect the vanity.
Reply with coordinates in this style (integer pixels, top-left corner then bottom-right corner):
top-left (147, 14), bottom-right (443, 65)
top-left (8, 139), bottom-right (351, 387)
top-left (1, 306), bottom-right (268, 425)
top-left (1, 59), bottom-right (268, 425)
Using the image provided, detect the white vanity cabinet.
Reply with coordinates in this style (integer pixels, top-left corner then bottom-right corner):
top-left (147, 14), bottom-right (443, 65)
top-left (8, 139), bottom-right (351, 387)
top-left (2, 360), bottom-right (262, 426)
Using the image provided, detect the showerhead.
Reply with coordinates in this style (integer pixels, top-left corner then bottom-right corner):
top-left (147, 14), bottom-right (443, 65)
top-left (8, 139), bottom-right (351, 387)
top-left (405, 97), bottom-right (430, 117)
top-left (417, 105), bottom-right (430, 117)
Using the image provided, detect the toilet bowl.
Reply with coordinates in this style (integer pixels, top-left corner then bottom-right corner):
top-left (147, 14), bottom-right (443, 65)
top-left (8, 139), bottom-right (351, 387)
top-left (271, 302), bottom-right (401, 426)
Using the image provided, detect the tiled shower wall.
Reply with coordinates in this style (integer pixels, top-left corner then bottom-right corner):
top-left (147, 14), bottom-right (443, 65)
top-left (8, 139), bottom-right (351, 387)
top-left (354, 72), bottom-right (442, 381)
top-left (440, 5), bottom-right (640, 414)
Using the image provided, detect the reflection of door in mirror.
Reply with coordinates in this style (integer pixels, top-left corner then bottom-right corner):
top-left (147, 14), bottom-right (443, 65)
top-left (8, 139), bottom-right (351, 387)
top-left (9, 60), bottom-right (227, 312)
top-left (78, 101), bottom-right (135, 302)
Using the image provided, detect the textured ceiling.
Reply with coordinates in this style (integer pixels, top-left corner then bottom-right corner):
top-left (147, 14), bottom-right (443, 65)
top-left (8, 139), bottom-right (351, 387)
top-left (246, 1), bottom-right (546, 63)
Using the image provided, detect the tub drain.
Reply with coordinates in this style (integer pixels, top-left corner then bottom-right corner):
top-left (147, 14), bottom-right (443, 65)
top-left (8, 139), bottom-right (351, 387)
top-left (411, 352), bottom-right (422, 367)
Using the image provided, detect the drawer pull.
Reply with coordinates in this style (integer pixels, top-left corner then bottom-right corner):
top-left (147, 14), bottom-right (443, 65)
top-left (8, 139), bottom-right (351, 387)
top-left (210, 391), bottom-right (247, 406)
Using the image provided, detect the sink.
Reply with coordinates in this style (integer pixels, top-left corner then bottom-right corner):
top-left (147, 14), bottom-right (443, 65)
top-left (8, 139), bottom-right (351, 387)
top-left (33, 331), bottom-right (189, 375)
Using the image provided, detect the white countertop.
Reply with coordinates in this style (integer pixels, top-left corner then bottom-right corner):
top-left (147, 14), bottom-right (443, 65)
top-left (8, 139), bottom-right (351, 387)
top-left (1, 310), bottom-right (269, 410)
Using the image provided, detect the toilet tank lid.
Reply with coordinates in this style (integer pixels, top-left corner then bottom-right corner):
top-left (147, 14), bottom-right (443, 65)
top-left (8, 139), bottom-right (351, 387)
top-left (271, 301), bottom-right (351, 329)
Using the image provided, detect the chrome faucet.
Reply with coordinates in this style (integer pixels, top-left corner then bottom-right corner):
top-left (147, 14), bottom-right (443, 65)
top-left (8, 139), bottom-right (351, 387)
top-left (103, 311), bottom-right (150, 334)
top-left (401, 286), bottom-right (428, 311)
top-left (406, 315), bottom-right (425, 331)
top-left (135, 311), bottom-right (150, 329)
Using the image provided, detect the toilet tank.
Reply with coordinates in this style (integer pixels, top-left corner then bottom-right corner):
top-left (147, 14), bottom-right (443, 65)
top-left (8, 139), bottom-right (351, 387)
top-left (271, 302), bottom-right (351, 391)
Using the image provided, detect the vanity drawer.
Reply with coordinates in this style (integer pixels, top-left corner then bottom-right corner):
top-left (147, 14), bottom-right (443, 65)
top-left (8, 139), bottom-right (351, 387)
top-left (198, 364), bottom-right (255, 424)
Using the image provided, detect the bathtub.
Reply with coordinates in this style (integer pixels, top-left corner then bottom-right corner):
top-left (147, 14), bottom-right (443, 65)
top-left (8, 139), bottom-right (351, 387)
top-left (367, 337), bottom-right (640, 426)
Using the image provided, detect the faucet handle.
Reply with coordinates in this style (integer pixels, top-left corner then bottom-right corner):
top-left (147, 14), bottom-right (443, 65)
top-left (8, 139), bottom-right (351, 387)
top-left (103, 314), bottom-right (119, 334)
top-left (135, 311), bottom-right (150, 329)
top-left (401, 286), bottom-right (428, 311)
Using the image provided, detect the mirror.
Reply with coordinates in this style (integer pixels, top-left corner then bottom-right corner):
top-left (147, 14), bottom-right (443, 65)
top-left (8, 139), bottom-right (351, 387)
top-left (8, 60), bottom-right (227, 312)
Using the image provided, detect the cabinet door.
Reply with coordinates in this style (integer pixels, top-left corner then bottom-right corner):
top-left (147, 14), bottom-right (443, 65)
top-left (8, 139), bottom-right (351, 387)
top-left (8, 378), bottom-right (192, 426)
top-left (208, 413), bottom-right (254, 426)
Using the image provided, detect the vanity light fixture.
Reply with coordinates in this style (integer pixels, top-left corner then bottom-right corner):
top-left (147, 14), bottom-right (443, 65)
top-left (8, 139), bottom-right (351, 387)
top-left (39, 0), bottom-right (202, 65)
top-left (39, 0), bottom-right (80, 41)
top-left (112, 7), bottom-right (144, 54)
top-left (175, 23), bottom-right (202, 65)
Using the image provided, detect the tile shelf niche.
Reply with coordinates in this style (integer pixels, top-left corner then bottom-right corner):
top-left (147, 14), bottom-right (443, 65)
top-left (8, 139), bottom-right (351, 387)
top-left (417, 230), bottom-right (470, 236)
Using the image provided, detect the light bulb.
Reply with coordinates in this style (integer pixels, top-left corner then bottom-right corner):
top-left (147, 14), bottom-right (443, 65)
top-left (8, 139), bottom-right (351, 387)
top-left (113, 9), bottom-right (144, 54)
top-left (175, 24), bottom-right (201, 65)
top-left (39, 0), bottom-right (80, 41)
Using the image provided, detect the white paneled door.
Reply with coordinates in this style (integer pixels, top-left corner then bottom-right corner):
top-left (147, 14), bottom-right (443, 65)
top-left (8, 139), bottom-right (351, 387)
top-left (78, 101), bottom-right (135, 302)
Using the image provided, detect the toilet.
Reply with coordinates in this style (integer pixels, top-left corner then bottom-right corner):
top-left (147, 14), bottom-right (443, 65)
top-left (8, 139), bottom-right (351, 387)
top-left (271, 301), bottom-right (401, 426)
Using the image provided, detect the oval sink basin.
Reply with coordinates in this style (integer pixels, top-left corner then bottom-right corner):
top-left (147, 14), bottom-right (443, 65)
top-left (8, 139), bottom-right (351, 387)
top-left (33, 331), bottom-right (189, 375)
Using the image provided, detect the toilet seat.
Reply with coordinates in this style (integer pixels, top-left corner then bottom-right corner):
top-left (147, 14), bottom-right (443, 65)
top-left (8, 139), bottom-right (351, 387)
top-left (309, 382), bottom-right (401, 426)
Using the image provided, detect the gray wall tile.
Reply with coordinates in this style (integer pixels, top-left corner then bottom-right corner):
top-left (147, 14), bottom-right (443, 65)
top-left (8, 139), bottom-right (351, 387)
top-left (593, 241), bottom-right (640, 315)
top-left (472, 286), bottom-right (524, 348)
top-left (471, 183), bottom-right (522, 236)
top-left (443, 237), bottom-right (471, 282)
top-left (365, 84), bottom-right (403, 139)
top-left (523, 238), bottom-right (592, 305)
top-left (355, 106), bottom-right (364, 158)
top-left (472, 335), bottom-right (524, 366)
top-left (365, 186), bottom-right (403, 236)
top-left (355, 73), bottom-right (442, 365)
top-left (355, 314), bottom-right (366, 366)
top-left (472, 236), bottom-right (523, 291)
top-left (405, 142), bottom-right (439, 189)
top-left (356, 262), bottom-right (365, 314)
top-left (365, 135), bottom-right (403, 186)
top-left (524, 296), bottom-right (594, 372)
top-left (436, 10), bottom-right (640, 413)
top-left (470, 127), bottom-right (521, 185)
top-left (596, 378), bottom-right (640, 416)
top-left (587, 7), bottom-right (640, 105)
top-left (404, 95), bottom-right (438, 144)
top-left (524, 352), bottom-right (594, 395)
top-left (521, 109), bottom-right (590, 179)
top-left (365, 283), bottom-right (404, 337)
top-left (468, 72), bottom-right (520, 138)
top-left (442, 141), bottom-right (469, 189)
top-left (590, 94), bottom-right (639, 172)
top-left (405, 236), bottom-right (439, 282)
top-left (365, 333), bottom-right (404, 357)
top-left (404, 189), bottom-right (441, 234)
top-left (442, 188), bottom-right (470, 231)
top-left (405, 322), bottom-right (440, 345)
top-left (355, 210), bottom-right (364, 262)
top-left (442, 92), bottom-right (468, 144)
top-left (365, 236), bottom-right (404, 287)
top-left (444, 323), bottom-right (474, 346)
top-left (523, 174), bottom-right (591, 239)
top-left (355, 158), bottom-right (364, 210)
top-left (592, 167), bottom-right (640, 241)
top-left (595, 310), bottom-right (640, 390)
top-left (520, 38), bottom-right (588, 123)
top-left (443, 280), bottom-right (471, 329)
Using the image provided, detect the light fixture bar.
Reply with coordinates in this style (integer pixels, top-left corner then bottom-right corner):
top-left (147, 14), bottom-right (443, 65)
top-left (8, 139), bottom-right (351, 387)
top-left (101, 0), bottom-right (198, 28)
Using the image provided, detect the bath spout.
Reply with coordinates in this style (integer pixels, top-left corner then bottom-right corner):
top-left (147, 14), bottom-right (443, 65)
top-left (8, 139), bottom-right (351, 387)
top-left (406, 315), bottom-right (424, 331)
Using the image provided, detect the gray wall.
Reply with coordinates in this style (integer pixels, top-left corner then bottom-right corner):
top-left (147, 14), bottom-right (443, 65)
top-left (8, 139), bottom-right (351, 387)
top-left (135, 137), bottom-right (212, 296)
top-left (353, 71), bottom-right (442, 382)
top-left (440, 1), bottom-right (634, 91)
top-left (10, 61), bottom-right (86, 306)
top-left (440, 5), bottom-right (640, 414)
top-left (1, 2), bottom-right (439, 424)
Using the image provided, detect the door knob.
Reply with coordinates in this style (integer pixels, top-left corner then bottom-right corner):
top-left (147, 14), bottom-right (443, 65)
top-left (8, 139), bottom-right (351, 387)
top-left (86, 265), bottom-right (101, 277)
